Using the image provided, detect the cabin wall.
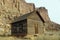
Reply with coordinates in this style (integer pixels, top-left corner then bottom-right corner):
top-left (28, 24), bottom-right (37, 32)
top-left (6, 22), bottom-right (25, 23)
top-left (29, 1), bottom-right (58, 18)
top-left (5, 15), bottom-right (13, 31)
top-left (27, 19), bottom-right (35, 35)
top-left (38, 21), bottom-right (44, 34)
top-left (27, 12), bottom-right (42, 21)
top-left (27, 19), bottom-right (44, 35)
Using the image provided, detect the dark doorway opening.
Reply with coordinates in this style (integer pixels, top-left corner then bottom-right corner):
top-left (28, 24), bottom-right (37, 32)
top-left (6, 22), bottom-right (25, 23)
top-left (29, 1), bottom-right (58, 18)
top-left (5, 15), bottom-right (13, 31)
top-left (11, 19), bottom-right (27, 37)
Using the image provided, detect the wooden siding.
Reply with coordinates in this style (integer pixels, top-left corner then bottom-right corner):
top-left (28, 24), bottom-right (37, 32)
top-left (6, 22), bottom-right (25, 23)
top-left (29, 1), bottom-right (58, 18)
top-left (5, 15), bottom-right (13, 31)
top-left (27, 12), bottom-right (44, 35)
top-left (27, 19), bottom-right (44, 35)
top-left (27, 19), bottom-right (35, 35)
top-left (27, 12), bottom-right (42, 21)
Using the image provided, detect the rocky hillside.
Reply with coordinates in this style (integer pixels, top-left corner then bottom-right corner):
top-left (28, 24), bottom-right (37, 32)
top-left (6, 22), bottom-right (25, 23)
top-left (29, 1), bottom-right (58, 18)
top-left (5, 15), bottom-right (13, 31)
top-left (46, 21), bottom-right (60, 31)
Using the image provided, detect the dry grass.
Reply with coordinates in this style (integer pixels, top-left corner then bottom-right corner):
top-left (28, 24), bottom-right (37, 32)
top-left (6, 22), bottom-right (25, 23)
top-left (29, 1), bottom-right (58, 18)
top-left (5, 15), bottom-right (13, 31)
top-left (0, 32), bottom-right (60, 40)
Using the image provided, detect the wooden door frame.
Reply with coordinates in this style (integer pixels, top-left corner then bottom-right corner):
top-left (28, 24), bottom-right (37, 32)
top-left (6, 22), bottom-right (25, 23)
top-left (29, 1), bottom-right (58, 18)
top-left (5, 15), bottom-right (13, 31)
top-left (34, 24), bottom-right (38, 34)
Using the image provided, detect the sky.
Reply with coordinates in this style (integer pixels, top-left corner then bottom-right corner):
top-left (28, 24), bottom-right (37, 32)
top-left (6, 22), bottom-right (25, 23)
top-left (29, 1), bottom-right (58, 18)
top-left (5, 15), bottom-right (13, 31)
top-left (25, 0), bottom-right (60, 24)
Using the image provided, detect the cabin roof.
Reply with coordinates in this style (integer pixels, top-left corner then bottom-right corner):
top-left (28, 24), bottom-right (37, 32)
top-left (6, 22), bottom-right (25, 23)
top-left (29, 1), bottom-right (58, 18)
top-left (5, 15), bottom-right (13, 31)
top-left (12, 10), bottom-right (45, 23)
top-left (12, 11), bottom-right (35, 23)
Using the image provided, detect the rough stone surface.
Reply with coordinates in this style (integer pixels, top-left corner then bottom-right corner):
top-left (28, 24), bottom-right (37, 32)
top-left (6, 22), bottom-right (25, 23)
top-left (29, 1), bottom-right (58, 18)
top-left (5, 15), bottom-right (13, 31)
top-left (0, 0), bottom-right (35, 35)
top-left (37, 7), bottom-right (50, 22)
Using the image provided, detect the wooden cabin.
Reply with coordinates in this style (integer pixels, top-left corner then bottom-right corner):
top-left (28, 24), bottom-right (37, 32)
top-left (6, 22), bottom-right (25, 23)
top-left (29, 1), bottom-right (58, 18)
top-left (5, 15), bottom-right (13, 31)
top-left (11, 11), bottom-right (45, 36)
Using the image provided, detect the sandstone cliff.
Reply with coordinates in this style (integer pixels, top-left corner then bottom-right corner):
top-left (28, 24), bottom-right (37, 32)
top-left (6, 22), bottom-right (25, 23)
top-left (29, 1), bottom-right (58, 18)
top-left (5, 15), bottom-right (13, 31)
top-left (0, 0), bottom-right (35, 23)
top-left (0, 0), bottom-right (35, 35)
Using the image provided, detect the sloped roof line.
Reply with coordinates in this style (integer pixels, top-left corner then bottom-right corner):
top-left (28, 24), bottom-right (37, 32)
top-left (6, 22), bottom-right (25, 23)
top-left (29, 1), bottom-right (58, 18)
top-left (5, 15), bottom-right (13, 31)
top-left (12, 10), bottom-right (45, 23)
top-left (12, 11), bottom-right (35, 23)
top-left (36, 11), bottom-right (45, 23)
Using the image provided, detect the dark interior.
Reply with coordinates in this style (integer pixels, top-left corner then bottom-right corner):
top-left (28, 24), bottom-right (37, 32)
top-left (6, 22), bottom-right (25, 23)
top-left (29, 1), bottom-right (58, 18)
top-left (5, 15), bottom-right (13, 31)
top-left (11, 19), bottom-right (27, 36)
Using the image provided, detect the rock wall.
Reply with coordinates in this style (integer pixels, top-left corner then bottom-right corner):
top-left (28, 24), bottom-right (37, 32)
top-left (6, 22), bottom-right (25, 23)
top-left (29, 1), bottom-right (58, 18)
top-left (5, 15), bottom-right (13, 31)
top-left (20, 0), bottom-right (35, 15)
top-left (0, 0), bottom-right (35, 35)
top-left (37, 7), bottom-right (50, 22)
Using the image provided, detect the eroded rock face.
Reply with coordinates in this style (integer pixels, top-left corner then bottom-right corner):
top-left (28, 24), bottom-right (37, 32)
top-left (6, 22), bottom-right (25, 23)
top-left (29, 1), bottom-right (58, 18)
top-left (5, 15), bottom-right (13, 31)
top-left (20, 0), bottom-right (35, 15)
top-left (0, 0), bottom-right (35, 23)
top-left (0, 0), bottom-right (35, 35)
top-left (37, 7), bottom-right (50, 22)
